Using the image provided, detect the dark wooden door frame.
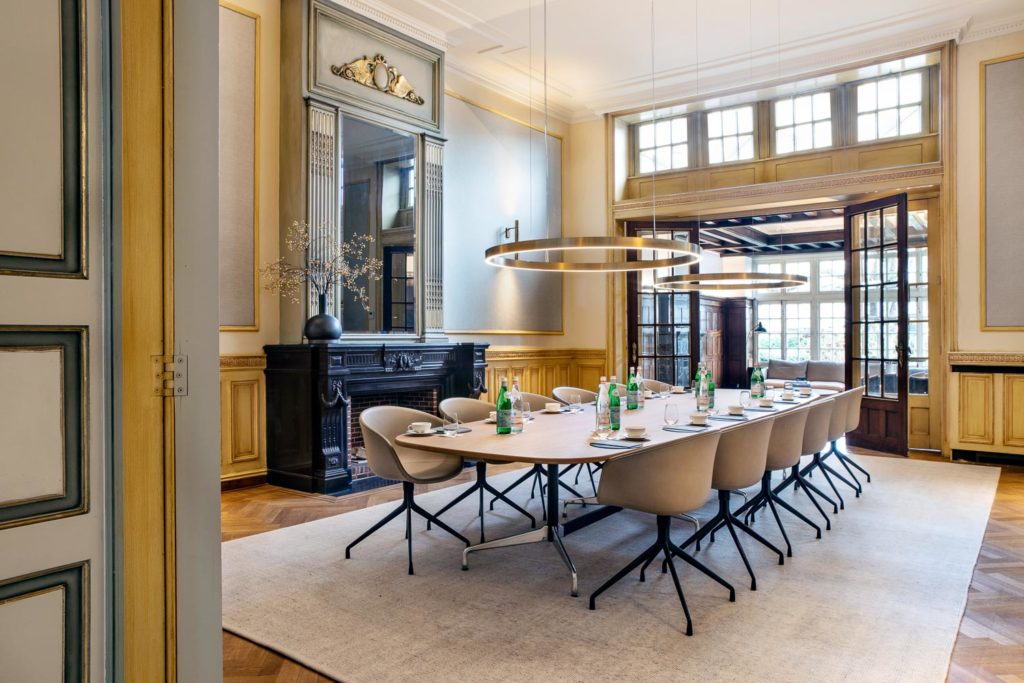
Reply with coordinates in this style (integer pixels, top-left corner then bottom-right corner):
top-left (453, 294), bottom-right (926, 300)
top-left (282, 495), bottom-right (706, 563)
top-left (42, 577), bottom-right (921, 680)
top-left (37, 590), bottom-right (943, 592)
top-left (625, 221), bottom-right (700, 385)
top-left (844, 193), bottom-right (909, 454)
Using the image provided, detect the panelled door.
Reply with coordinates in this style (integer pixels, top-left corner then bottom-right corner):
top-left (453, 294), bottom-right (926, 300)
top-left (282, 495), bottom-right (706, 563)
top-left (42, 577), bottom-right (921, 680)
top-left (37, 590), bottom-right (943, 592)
top-left (0, 0), bottom-right (107, 680)
top-left (844, 194), bottom-right (909, 454)
top-left (626, 222), bottom-right (700, 387)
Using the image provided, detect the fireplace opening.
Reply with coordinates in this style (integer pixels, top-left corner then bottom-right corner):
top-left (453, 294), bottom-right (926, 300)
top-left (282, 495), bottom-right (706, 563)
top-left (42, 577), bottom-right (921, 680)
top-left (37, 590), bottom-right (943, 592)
top-left (347, 388), bottom-right (439, 484)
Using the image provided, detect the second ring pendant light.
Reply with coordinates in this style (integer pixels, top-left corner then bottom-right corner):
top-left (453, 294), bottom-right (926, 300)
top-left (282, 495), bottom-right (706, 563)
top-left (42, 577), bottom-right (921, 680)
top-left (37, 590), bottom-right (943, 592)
top-left (482, 0), bottom-right (701, 273)
top-left (655, 0), bottom-right (805, 293)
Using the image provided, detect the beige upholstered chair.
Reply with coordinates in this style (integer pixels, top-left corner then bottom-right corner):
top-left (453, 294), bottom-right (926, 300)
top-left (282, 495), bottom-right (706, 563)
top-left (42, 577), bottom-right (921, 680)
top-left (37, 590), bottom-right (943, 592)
top-left (433, 398), bottom-right (535, 542)
top-left (802, 388), bottom-right (863, 507)
top-left (732, 406), bottom-right (821, 558)
top-left (345, 406), bottom-right (469, 575)
top-left (552, 386), bottom-right (597, 404)
top-left (518, 391), bottom-right (555, 410)
top-left (588, 431), bottom-right (733, 636)
top-left (824, 386), bottom-right (870, 489)
top-left (641, 378), bottom-right (672, 393)
top-left (771, 398), bottom-right (839, 530)
top-left (680, 419), bottom-right (784, 591)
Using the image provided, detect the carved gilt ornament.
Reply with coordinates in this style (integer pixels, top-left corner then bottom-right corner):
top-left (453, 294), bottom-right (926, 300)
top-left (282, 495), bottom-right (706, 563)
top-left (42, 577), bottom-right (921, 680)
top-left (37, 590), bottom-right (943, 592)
top-left (330, 54), bottom-right (425, 105)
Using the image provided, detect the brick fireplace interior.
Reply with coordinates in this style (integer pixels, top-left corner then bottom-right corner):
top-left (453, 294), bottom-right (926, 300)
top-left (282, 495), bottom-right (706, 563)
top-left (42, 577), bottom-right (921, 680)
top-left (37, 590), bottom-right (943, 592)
top-left (348, 388), bottom-right (439, 487)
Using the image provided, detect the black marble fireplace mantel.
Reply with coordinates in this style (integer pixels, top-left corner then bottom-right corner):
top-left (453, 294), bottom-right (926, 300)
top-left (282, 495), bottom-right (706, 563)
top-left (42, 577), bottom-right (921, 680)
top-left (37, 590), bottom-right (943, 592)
top-left (264, 341), bottom-right (488, 494)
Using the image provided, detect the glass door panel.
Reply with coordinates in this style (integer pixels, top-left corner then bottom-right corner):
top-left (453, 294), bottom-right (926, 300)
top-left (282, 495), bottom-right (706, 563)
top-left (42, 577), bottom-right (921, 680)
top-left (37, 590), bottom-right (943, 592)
top-left (845, 193), bottom-right (908, 454)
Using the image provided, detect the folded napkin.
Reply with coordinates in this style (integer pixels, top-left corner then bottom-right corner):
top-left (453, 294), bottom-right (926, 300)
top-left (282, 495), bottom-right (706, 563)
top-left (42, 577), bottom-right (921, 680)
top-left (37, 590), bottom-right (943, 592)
top-left (745, 406), bottom-right (778, 413)
top-left (663, 425), bottom-right (709, 433)
top-left (589, 439), bottom-right (644, 450)
top-left (709, 414), bottom-right (748, 422)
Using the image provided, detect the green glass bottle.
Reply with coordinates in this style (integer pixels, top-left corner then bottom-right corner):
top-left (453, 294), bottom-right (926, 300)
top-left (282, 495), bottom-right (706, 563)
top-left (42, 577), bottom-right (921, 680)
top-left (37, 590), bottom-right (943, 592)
top-left (626, 366), bottom-right (639, 410)
top-left (707, 372), bottom-right (716, 410)
top-left (750, 366), bottom-right (765, 399)
top-left (608, 375), bottom-right (621, 431)
top-left (496, 377), bottom-right (512, 434)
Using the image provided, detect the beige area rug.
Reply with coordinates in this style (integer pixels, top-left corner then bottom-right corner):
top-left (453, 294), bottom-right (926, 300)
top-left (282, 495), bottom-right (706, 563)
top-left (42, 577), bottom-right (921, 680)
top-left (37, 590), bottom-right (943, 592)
top-left (222, 457), bottom-right (999, 682)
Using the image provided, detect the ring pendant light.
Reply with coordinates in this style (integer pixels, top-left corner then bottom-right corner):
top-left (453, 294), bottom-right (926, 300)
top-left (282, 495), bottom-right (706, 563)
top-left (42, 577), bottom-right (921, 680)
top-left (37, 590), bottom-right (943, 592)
top-left (481, 0), bottom-right (700, 273)
top-left (655, 271), bottom-right (809, 291)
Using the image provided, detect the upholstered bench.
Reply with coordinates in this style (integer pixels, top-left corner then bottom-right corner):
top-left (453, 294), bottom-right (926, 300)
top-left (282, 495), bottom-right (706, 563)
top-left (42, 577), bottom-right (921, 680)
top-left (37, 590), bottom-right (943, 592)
top-left (762, 359), bottom-right (845, 392)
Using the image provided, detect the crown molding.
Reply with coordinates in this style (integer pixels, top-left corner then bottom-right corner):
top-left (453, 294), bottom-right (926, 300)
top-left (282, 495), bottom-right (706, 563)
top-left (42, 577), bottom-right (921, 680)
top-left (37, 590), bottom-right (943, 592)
top-left (326, 0), bottom-right (452, 50)
top-left (960, 13), bottom-right (1024, 43)
top-left (445, 56), bottom-right (576, 125)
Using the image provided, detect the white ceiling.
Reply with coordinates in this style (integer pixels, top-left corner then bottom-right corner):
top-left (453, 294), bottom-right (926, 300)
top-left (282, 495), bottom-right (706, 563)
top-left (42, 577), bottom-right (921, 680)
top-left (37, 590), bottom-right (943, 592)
top-left (341, 0), bottom-right (1024, 121)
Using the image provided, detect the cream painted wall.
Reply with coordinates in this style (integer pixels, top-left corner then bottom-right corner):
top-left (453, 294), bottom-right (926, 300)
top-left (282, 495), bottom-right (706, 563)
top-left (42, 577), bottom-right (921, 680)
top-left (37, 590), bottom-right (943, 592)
top-left (443, 74), bottom-right (609, 351)
top-left (219, 0), bottom-right (281, 355)
top-left (955, 29), bottom-right (1024, 352)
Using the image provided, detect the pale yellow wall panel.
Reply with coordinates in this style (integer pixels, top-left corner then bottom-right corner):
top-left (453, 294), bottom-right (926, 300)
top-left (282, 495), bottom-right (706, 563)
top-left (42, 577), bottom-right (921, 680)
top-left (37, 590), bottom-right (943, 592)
top-left (958, 373), bottom-right (995, 445)
top-left (1004, 375), bottom-right (1024, 447)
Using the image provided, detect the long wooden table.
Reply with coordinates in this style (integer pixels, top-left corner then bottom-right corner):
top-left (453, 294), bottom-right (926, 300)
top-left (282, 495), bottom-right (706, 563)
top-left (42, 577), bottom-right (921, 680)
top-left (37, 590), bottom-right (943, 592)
top-left (396, 388), bottom-right (816, 596)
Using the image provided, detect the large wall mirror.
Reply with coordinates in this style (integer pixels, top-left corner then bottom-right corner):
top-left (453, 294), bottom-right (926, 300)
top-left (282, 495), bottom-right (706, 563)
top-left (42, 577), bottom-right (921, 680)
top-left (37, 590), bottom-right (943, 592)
top-left (335, 114), bottom-right (417, 334)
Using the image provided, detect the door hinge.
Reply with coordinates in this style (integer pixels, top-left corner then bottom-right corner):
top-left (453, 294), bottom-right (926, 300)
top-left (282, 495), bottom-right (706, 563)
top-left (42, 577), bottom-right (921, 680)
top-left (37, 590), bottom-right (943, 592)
top-left (152, 355), bottom-right (188, 397)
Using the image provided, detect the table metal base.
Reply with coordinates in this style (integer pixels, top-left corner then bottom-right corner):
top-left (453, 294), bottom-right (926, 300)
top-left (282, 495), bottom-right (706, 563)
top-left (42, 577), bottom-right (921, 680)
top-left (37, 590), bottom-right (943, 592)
top-left (462, 464), bottom-right (619, 597)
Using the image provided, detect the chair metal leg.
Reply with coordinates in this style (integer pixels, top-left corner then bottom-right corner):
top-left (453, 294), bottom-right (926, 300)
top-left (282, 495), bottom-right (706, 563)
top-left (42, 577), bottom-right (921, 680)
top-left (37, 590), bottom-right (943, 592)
top-left (723, 514), bottom-right (758, 591)
top-left (490, 465), bottom-right (542, 511)
top-left (833, 441), bottom-right (873, 483)
top-left (666, 538), bottom-right (736, 602)
top-left (410, 499), bottom-right (471, 548)
top-left (345, 498), bottom-right (407, 560)
top-left (661, 538), bottom-right (694, 636)
top-left (482, 479), bottom-right (537, 528)
top-left (764, 491), bottom-right (792, 558)
top-left (588, 538), bottom-right (662, 609)
top-left (835, 451), bottom-right (864, 493)
top-left (770, 490), bottom-right (822, 539)
top-left (821, 459), bottom-right (860, 497)
top-left (432, 463), bottom-right (536, 543)
top-left (405, 499), bottom-right (414, 574)
top-left (794, 472), bottom-right (834, 529)
top-left (815, 454), bottom-right (845, 509)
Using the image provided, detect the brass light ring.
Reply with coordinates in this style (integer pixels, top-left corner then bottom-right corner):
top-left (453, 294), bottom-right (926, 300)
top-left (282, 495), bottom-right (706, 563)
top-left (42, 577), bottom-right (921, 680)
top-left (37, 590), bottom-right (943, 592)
top-left (655, 271), bottom-right (809, 291)
top-left (483, 237), bottom-right (702, 272)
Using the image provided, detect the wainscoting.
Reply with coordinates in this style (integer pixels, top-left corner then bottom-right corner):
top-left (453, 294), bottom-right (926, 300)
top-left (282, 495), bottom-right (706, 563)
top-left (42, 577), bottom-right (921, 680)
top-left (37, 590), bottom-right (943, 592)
top-left (220, 355), bottom-right (267, 483)
top-left (950, 353), bottom-right (1024, 459)
top-left (480, 348), bottom-right (607, 402)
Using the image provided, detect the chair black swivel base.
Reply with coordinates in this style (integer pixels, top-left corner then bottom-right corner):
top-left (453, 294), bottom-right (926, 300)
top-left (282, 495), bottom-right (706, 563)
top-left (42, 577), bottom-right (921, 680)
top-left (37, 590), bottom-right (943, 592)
top-left (823, 440), bottom-right (872, 492)
top-left (427, 461), bottom-right (536, 543)
top-left (679, 489), bottom-right (785, 591)
top-left (589, 515), bottom-right (735, 637)
top-left (735, 472), bottom-right (822, 557)
top-left (490, 464), bottom-right (587, 520)
top-left (345, 481), bottom-right (470, 575)
top-left (771, 462), bottom-right (840, 529)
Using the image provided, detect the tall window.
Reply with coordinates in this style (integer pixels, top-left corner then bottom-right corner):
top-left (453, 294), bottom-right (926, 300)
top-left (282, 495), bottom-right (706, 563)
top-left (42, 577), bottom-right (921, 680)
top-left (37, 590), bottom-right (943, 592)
top-left (754, 254), bottom-right (845, 363)
top-left (856, 72), bottom-right (924, 142)
top-left (774, 92), bottom-right (832, 154)
top-left (636, 116), bottom-right (689, 173)
top-left (908, 208), bottom-right (930, 394)
top-left (707, 105), bottom-right (755, 164)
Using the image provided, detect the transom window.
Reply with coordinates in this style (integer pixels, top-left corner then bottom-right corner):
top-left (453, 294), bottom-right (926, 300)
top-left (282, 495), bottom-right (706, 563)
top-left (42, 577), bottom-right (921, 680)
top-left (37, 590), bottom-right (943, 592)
top-left (707, 105), bottom-right (755, 164)
top-left (856, 71), bottom-right (924, 142)
top-left (774, 92), bottom-right (832, 154)
top-left (636, 116), bottom-right (689, 173)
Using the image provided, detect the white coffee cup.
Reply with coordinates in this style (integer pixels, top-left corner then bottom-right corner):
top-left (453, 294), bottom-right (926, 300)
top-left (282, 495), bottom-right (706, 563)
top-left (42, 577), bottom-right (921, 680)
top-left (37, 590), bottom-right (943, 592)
top-left (488, 411), bottom-right (497, 421)
top-left (689, 412), bottom-right (708, 426)
top-left (671, 385), bottom-right (685, 393)
top-left (799, 387), bottom-right (812, 396)
top-left (408, 421), bottom-right (432, 434)
top-left (757, 397), bottom-right (774, 408)
top-left (728, 404), bottom-right (744, 416)
top-left (545, 402), bottom-right (562, 413)
top-left (623, 425), bottom-right (647, 438)
top-left (782, 390), bottom-right (795, 400)
top-left (644, 390), bottom-right (655, 398)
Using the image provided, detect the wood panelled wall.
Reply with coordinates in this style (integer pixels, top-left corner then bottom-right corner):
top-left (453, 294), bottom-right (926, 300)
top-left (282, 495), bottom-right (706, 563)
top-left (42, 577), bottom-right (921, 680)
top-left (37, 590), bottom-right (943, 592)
top-left (949, 353), bottom-right (1024, 458)
top-left (481, 349), bottom-right (607, 403)
top-left (220, 355), bottom-right (267, 481)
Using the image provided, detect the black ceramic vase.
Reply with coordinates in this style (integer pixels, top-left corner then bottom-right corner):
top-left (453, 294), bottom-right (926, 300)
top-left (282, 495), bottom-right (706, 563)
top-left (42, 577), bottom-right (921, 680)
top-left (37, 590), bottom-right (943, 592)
top-left (304, 293), bottom-right (342, 343)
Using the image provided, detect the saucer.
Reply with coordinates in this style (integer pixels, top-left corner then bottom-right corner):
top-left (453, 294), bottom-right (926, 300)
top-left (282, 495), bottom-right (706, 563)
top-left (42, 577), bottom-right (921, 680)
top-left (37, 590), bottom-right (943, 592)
top-left (621, 435), bottom-right (651, 442)
top-left (404, 430), bottom-right (435, 437)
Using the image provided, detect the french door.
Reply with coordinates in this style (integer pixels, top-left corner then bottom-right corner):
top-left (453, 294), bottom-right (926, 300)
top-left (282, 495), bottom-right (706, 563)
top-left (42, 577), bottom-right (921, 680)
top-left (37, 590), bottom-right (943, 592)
top-left (844, 194), bottom-right (909, 454)
top-left (626, 222), bottom-right (700, 387)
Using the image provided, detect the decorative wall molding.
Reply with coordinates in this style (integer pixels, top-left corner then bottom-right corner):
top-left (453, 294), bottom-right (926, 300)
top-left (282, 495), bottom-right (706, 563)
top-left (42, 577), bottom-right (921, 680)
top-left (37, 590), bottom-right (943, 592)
top-left (0, 561), bottom-right (88, 681)
top-left (331, 54), bottom-right (425, 104)
top-left (961, 13), bottom-right (1024, 44)
top-left (220, 355), bottom-right (267, 480)
top-left (220, 353), bottom-right (267, 369)
top-left (0, 327), bottom-right (87, 530)
top-left (321, 0), bottom-right (451, 50)
top-left (948, 351), bottom-right (1024, 365)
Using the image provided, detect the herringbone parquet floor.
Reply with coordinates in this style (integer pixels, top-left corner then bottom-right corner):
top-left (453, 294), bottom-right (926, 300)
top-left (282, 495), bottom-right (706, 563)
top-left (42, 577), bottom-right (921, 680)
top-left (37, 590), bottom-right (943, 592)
top-left (221, 454), bottom-right (1024, 683)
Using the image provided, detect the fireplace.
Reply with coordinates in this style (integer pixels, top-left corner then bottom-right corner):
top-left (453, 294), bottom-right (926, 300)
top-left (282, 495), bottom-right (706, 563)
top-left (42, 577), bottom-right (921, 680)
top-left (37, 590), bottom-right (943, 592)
top-left (264, 341), bottom-right (487, 494)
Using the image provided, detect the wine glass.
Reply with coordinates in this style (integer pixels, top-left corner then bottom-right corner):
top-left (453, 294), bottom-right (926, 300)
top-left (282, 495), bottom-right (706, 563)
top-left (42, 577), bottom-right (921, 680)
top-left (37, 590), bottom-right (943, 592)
top-left (522, 402), bottom-right (532, 424)
top-left (570, 392), bottom-right (582, 413)
top-left (740, 390), bottom-right (751, 408)
top-left (664, 404), bottom-right (679, 426)
top-left (442, 412), bottom-right (460, 437)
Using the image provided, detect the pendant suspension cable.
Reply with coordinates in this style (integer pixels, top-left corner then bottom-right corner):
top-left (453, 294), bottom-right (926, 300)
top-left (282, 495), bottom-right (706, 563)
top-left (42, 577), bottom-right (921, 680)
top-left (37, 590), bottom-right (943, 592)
top-left (650, 0), bottom-right (657, 234)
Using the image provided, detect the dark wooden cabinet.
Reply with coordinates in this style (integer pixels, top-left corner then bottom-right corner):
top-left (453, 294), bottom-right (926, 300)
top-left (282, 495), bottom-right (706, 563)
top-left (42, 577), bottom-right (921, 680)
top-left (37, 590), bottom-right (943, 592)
top-left (700, 297), bottom-right (723, 387)
top-left (722, 298), bottom-right (754, 388)
top-left (264, 341), bottom-right (488, 495)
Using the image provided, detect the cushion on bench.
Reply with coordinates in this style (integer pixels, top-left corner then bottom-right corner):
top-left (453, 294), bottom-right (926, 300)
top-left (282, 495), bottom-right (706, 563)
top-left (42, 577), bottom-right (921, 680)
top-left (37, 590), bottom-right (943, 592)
top-left (766, 359), bottom-right (807, 381)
